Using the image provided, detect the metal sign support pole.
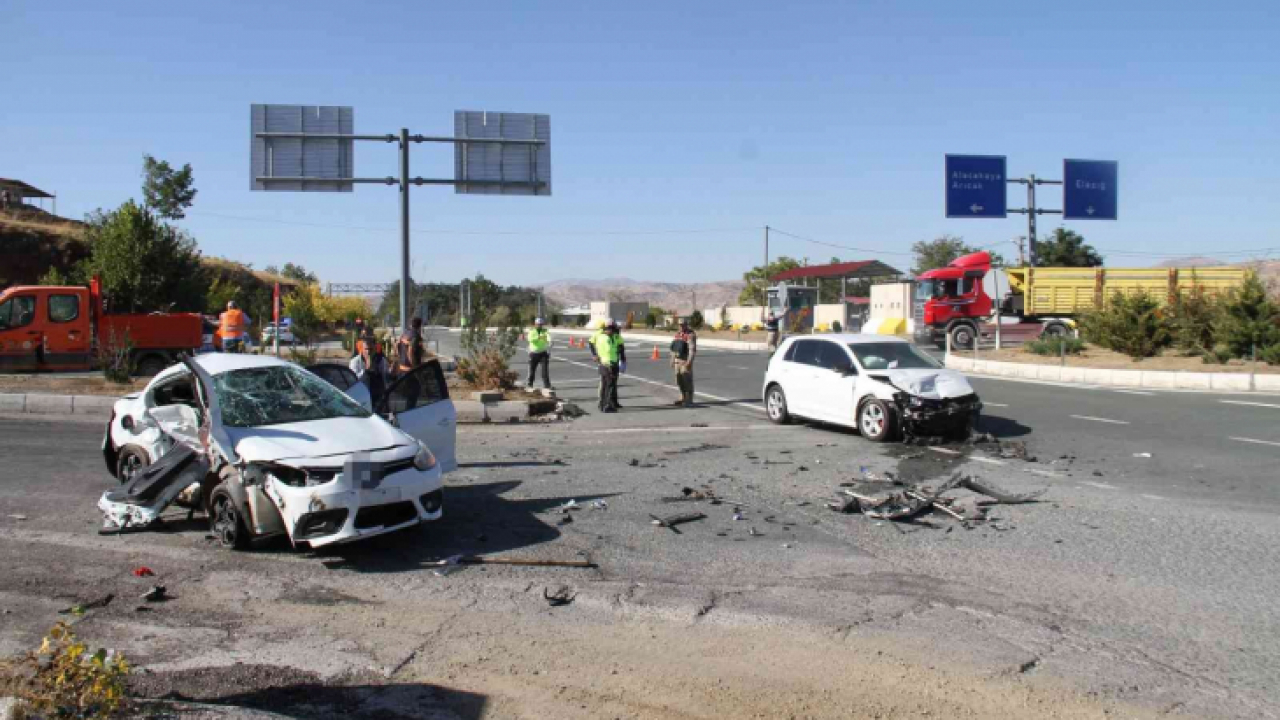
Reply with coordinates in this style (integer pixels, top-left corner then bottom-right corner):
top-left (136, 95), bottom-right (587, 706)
top-left (399, 128), bottom-right (411, 335)
top-left (1007, 175), bottom-right (1063, 268)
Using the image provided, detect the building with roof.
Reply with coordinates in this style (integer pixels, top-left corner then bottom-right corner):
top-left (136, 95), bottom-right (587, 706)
top-left (0, 178), bottom-right (55, 213)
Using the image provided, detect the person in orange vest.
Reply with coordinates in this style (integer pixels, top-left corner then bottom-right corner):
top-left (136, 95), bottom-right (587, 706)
top-left (219, 301), bottom-right (248, 353)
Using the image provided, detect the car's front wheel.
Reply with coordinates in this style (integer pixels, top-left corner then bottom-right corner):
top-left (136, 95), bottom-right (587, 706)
top-left (858, 399), bottom-right (897, 442)
top-left (208, 469), bottom-right (250, 550)
top-left (765, 384), bottom-right (791, 425)
top-left (115, 446), bottom-right (149, 484)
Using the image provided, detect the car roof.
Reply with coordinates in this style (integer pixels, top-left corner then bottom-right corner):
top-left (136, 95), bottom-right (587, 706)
top-left (785, 333), bottom-right (909, 345)
top-left (193, 353), bottom-right (292, 376)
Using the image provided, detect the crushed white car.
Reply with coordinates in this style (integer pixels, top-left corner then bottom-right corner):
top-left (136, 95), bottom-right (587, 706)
top-left (101, 354), bottom-right (458, 549)
top-left (762, 334), bottom-right (982, 441)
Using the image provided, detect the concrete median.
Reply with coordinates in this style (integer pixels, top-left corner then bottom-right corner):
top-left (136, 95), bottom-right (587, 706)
top-left (946, 355), bottom-right (1277, 393)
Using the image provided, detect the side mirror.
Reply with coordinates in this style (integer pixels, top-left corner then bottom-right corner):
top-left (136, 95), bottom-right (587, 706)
top-left (121, 415), bottom-right (135, 431)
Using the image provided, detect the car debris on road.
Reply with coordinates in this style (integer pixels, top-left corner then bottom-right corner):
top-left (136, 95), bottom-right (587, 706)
top-left (829, 472), bottom-right (1046, 527)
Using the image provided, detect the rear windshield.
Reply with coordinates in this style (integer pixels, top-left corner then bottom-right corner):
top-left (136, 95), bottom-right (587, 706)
top-left (849, 342), bottom-right (941, 371)
top-left (213, 365), bottom-right (370, 428)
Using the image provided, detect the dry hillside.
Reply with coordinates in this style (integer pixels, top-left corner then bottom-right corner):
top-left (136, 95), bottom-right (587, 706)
top-left (539, 277), bottom-right (745, 313)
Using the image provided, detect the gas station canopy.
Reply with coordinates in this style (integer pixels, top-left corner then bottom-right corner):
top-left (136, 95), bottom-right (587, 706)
top-left (769, 260), bottom-right (902, 283)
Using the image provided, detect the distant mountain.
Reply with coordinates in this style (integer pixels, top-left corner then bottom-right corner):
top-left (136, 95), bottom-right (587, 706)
top-left (538, 277), bottom-right (746, 313)
top-left (1155, 257), bottom-right (1226, 268)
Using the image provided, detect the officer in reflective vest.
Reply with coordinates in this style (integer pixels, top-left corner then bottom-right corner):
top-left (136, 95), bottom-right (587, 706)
top-left (525, 317), bottom-right (553, 391)
top-left (219, 301), bottom-right (247, 353)
top-left (589, 319), bottom-right (626, 413)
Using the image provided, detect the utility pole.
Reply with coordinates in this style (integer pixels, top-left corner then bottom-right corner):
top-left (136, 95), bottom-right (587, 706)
top-left (764, 225), bottom-right (770, 270)
top-left (1014, 236), bottom-right (1026, 266)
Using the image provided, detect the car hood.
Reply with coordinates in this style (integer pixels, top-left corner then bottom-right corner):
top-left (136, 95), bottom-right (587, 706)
top-left (225, 415), bottom-right (412, 463)
top-left (868, 369), bottom-right (975, 400)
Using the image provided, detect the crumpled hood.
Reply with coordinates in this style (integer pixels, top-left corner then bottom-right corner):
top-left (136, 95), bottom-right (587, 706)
top-left (226, 416), bottom-right (412, 463)
top-left (871, 369), bottom-right (975, 400)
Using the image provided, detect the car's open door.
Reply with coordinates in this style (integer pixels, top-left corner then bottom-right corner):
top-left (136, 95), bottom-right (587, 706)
top-left (180, 355), bottom-right (238, 465)
top-left (380, 360), bottom-right (457, 473)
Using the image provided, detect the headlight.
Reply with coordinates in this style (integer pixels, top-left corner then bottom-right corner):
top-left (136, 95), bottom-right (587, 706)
top-left (413, 441), bottom-right (437, 471)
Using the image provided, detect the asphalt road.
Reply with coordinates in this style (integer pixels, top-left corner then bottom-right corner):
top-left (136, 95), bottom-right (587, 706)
top-left (432, 329), bottom-right (1280, 510)
top-left (2, 336), bottom-right (1279, 717)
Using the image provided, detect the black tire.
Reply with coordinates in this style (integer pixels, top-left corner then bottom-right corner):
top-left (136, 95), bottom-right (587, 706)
top-left (115, 445), bottom-right (149, 484)
top-left (208, 468), bottom-right (251, 550)
top-left (858, 399), bottom-right (897, 443)
top-left (1041, 322), bottom-right (1069, 339)
top-left (765, 384), bottom-right (791, 425)
top-left (949, 324), bottom-right (977, 351)
top-left (135, 354), bottom-right (168, 377)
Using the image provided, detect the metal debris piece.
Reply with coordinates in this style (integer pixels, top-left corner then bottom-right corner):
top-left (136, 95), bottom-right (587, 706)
top-left (834, 473), bottom-right (1045, 526)
top-left (60, 594), bottom-right (114, 616)
top-left (133, 567), bottom-right (155, 577)
top-left (557, 514), bottom-right (574, 526)
top-left (429, 555), bottom-right (598, 569)
top-left (543, 585), bottom-right (577, 607)
top-left (649, 512), bottom-right (706, 532)
top-left (7, 514), bottom-right (28, 521)
top-left (142, 586), bottom-right (169, 602)
top-left (1133, 452), bottom-right (1152, 458)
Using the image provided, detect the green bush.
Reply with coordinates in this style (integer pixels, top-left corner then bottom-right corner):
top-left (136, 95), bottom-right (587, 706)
top-left (1166, 281), bottom-right (1223, 356)
top-left (831, 320), bottom-right (843, 333)
top-left (98, 329), bottom-right (133, 384)
top-left (11, 622), bottom-right (131, 718)
top-left (689, 310), bottom-right (704, 330)
top-left (1213, 270), bottom-right (1280, 360)
top-left (1078, 290), bottom-right (1169, 359)
top-left (1261, 343), bottom-right (1280, 365)
top-left (1024, 336), bottom-right (1085, 356)
top-left (458, 312), bottom-right (520, 390)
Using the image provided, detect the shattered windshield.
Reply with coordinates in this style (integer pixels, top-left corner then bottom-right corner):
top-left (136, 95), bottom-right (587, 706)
top-left (850, 342), bottom-right (941, 371)
top-left (212, 366), bottom-right (371, 428)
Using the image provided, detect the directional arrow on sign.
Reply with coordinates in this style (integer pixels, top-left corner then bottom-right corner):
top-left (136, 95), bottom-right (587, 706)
top-left (970, 204), bottom-right (983, 214)
top-left (1086, 206), bottom-right (1096, 216)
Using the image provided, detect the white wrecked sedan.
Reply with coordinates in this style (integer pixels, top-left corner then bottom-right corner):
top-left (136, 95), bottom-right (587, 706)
top-left (762, 334), bottom-right (982, 442)
top-left (100, 354), bottom-right (457, 549)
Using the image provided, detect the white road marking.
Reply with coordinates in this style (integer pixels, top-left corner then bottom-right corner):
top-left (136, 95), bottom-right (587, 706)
top-left (1070, 415), bottom-right (1130, 425)
top-left (1113, 390), bottom-right (1154, 396)
top-left (1141, 494), bottom-right (1165, 500)
top-left (557, 357), bottom-right (765, 413)
top-left (969, 456), bottom-right (1006, 465)
top-left (1221, 400), bottom-right (1280, 410)
top-left (1082, 481), bottom-right (1116, 490)
top-left (462, 424), bottom-right (786, 436)
top-left (929, 447), bottom-right (961, 455)
top-left (728, 365), bottom-right (752, 370)
top-left (983, 402), bottom-right (1009, 407)
top-left (1229, 436), bottom-right (1280, 448)
top-left (1026, 469), bottom-right (1063, 478)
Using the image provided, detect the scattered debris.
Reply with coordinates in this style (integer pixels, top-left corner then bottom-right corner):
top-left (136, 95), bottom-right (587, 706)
top-left (557, 515), bottom-right (574, 526)
top-left (543, 586), bottom-right (577, 607)
top-left (1092, 470), bottom-right (1105, 477)
top-left (132, 567), bottom-right (155, 578)
top-left (649, 512), bottom-right (706, 532)
top-left (60, 594), bottom-right (114, 616)
top-left (748, 527), bottom-right (761, 537)
top-left (429, 555), bottom-right (597, 569)
top-left (690, 423), bottom-right (709, 428)
top-left (664, 443), bottom-right (729, 455)
top-left (831, 473), bottom-right (1046, 529)
top-left (143, 586), bottom-right (170, 602)
top-left (628, 458), bottom-right (661, 468)
top-left (554, 500), bottom-right (580, 514)
top-left (557, 401), bottom-right (586, 418)
top-left (591, 500), bottom-right (608, 510)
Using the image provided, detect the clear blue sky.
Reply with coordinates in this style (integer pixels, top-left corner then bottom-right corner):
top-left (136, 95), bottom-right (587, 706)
top-left (8, 0), bottom-right (1278, 285)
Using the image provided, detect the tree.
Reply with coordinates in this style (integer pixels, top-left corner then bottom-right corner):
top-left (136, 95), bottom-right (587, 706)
top-left (38, 267), bottom-right (71, 286)
top-left (739, 256), bottom-right (802, 305)
top-left (1214, 270), bottom-right (1280, 359)
top-left (205, 276), bottom-right (241, 314)
top-left (81, 201), bottom-right (205, 312)
top-left (1036, 228), bottom-right (1102, 267)
top-left (141, 155), bottom-right (197, 220)
top-left (280, 262), bottom-right (318, 285)
top-left (910, 235), bottom-right (1005, 275)
top-left (283, 283), bottom-right (324, 347)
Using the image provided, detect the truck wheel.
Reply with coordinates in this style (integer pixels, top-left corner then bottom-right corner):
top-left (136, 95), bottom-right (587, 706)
top-left (1042, 322), bottom-right (1069, 339)
top-left (135, 355), bottom-right (168, 377)
top-left (115, 446), bottom-right (149, 484)
top-left (949, 324), bottom-right (976, 350)
top-left (858, 399), bottom-right (897, 443)
top-left (765, 384), bottom-right (791, 425)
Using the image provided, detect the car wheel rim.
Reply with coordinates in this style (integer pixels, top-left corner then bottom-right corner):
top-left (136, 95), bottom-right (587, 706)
top-left (767, 391), bottom-right (783, 418)
top-left (862, 405), bottom-right (884, 435)
top-left (122, 455), bottom-right (141, 481)
top-left (214, 499), bottom-right (238, 546)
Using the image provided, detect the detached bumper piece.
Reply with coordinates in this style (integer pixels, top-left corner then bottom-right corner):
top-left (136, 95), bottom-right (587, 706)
top-left (98, 444), bottom-right (209, 532)
top-left (895, 393), bottom-right (983, 441)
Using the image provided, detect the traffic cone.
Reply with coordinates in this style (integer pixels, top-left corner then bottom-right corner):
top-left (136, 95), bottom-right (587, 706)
top-left (651, 345), bottom-right (660, 360)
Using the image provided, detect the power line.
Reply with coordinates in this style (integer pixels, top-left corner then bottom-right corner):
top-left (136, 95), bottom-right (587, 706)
top-left (766, 227), bottom-right (916, 256)
top-left (189, 210), bottom-right (753, 237)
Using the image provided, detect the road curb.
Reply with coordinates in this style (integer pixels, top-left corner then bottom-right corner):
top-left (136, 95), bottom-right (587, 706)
top-left (0, 393), bottom-right (116, 417)
top-left (945, 356), bottom-right (1280, 393)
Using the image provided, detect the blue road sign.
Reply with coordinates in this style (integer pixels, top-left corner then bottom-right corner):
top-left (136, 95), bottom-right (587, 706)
top-left (945, 155), bottom-right (1007, 218)
top-left (1063, 159), bottom-right (1118, 220)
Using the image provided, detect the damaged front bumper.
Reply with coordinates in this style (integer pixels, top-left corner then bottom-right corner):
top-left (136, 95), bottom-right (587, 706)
top-left (893, 393), bottom-right (983, 437)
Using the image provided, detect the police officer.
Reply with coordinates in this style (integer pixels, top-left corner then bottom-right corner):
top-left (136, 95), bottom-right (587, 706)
top-left (525, 317), bottom-right (553, 391)
top-left (670, 319), bottom-right (698, 407)
top-left (589, 319), bottom-right (626, 413)
top-left (765, 312), bottom-right (781, 355)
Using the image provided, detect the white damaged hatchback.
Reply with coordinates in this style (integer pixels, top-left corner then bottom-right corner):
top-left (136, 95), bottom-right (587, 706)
top-left (99, 354), bottom-right (452, 549)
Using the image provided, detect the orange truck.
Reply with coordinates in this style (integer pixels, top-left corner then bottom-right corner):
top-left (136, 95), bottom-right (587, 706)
top-left (0, 278), bottom-right (203, 376)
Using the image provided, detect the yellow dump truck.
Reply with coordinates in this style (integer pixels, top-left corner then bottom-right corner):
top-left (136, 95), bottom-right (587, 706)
top-left (914, 251), bottom-right (1247, 348)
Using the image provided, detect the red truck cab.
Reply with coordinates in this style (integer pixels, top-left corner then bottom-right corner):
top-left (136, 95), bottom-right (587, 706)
top-left (0, 279), bottom-right (202, 375)
top-left (914, 251), bottom-right (994, 348)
